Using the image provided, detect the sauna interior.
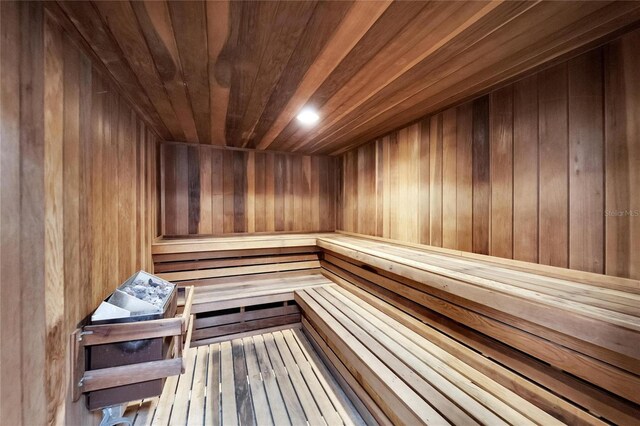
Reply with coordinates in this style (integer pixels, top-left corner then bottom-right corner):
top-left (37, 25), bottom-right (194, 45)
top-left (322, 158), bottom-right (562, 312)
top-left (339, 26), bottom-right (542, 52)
top-left (2, 1), bottom-right (640, 425)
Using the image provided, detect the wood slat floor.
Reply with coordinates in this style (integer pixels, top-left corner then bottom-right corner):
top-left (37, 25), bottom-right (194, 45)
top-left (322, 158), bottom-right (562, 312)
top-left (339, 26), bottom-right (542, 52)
top-left (123, 329), bottom-right (366, 426)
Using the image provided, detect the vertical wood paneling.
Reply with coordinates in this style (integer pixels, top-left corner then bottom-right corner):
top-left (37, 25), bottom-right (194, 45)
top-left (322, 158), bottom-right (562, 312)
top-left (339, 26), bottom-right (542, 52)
top-left (375, 139), bottom-right (384, 237)
top-left (429, 114), bottom-right (443, 246)
top-left (569, 50), bottom-right (604, 273)
top-left (490, 87), bottom-right (513, 259)
top-left (199, 147), bottom-right (213, 234)
top-left (233, 151), bottom-right (247, 233)
top-left (0, 3), bottom-right (159, 424)
top-left (254, 152), bottom-right (266, 232)
top-left (337, 32), bottom-right (640, 279)
top-left (513, 75), bottom-right (539, 263)
top-left (265, 153), bottom-right (276, 232)
top-left (285, 155), bottom-right (294, 231)
top-left (62, 36), bottom-right (82, 423)
top-left (161, 145), bottom-right (337, 235)
top-left (274, 154), bottom-right (285, 231)
top-left (442, 108), bottom-right (457, 249)
top-left (174, 144), bottom-right (189, 235)
top-left (223, 150), bottom-right (235, 233)
top-left (388, 133), bottom-right (399, 240)
top-left (0, 4), bottom-right (23, 423)
top-left (539, 63), bottom-right (569, 268)
top-left (211, 149), bottom-right (224, 234)
top-left (44, 13), bottom-right (65, 424)
top-left (604, 31), bottom-right (640, 280)
top-left (187, 146), bottom-right (201, 234)
top-left (472, 96), bottom-right (490, 255)
top-left (398, 126), bottom-right (420, 242)
top-left (20, 4), bottom-right (47, 422)
top-left (357, 143), bottom-right (376, 236)
top-left (419, 120), bottom-right (430, 244)
top-left (456, 103), bottom-right (473, 252)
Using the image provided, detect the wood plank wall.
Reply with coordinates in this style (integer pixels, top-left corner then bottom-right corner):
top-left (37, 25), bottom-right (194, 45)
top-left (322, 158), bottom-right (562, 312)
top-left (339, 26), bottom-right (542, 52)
top-left (0, 2), bottom-right (159, 425)
top-left (161, 143), bottom-right (337, 236)
top-left (338, 29), bottom-right (640, 280)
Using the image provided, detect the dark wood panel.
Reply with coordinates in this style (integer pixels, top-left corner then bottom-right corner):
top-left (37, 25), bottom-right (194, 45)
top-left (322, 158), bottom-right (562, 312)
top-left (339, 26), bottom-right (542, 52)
top-left (568, 50), bottom-right (604, 274)
top-left (161, 144), bottom-right (337, 236)
top-left (0, 3), bottom-right (159, 424)
top-left (513, 75), bottom-right (539, 263)
top-left (538, 63), bottom-right (569, 268)
top-left (472, 96), bottom-right (490, 255)
top-left (604, 30), bottom-right (640, 280)
top-left (338, 39), bottom-right (640, 279)
top-left (490, 86), bottom-right (513, 259)
top-left (455, 103), bottom-right (473, 252)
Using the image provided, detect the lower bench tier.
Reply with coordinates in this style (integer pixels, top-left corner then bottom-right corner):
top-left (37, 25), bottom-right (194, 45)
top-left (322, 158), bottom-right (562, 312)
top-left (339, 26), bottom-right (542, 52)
top-left (297, 285), bottom-right (639, 426)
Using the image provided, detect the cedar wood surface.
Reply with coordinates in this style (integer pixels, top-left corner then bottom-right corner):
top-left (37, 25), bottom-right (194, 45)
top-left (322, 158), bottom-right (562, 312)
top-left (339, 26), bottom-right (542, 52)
top-left (338, 30), bottom-right (640, 280)
top-left (161, 144), bottom-right (337, 236)
top-left (0, 2), bottom-right (159, 425)
top-left (55, 1), bottom-right (640, 153)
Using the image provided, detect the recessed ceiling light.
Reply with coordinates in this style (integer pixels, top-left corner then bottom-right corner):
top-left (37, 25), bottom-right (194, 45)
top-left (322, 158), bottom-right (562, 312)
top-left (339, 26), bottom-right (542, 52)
top-left (296, 108), bottom-right (319, 125)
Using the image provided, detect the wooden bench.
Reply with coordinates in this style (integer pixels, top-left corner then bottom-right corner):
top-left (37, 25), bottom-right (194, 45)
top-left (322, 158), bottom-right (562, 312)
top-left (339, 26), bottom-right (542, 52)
top-left (318, 233), bottom-right (640, 424)
top-left (152, 234), bottom-right (332, 347)
top-left (297, 285), bottom-right (597, 425)
top-left (151, 232), bottom-right (640, 424)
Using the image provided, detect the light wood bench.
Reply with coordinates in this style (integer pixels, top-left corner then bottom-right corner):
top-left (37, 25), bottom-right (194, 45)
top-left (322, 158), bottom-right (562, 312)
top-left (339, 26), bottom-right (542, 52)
top-left (318, 233), bottom-right (640, 424)
top-left (152, 235), bottom-right (333, 346)
top-left (151, 232), bottom-right (640, 424)
top-left (296, 285), bottom-right (599, 426)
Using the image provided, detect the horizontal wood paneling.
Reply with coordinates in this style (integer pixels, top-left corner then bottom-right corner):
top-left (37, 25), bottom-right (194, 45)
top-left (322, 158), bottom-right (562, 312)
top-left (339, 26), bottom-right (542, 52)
top-left (0, 3), bottom-right (159, 424)
top-left (339, 34), bottom-right (640, 280)
top-left (161, 144), bottom-right (337, 236)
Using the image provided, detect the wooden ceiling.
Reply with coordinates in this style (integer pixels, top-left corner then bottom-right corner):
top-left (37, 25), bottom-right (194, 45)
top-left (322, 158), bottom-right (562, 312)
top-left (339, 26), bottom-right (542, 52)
top-left (55, 1), bottom-right (640, 155)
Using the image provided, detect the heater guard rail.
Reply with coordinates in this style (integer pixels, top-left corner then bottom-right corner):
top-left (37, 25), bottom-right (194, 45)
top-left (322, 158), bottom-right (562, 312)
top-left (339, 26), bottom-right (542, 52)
top-left (71, 286), bottom-right (194, 401)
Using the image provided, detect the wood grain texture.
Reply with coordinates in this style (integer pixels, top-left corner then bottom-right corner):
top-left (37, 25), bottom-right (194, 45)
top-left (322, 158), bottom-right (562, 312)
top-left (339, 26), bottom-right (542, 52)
top-left (56, 1), bottom-right (640, 151)
top-left (604, 30), bottom-right (640, 280)
top-left (0, 3), bottom-right (159, 424)
top-left (513, 75), bottom-right (539, 263)
top-left (490, 87), bottom-right (513, 259)
top-left (568, 50), bottom-right (604, 274)
top-left (161, 144), bottom-right (337, 236)
top-left (338, 37), bottom-right (640, 279)
top-left (472, 96), bottom-right (490, 255)
top-left (538, 63), bottom-right (569, 268)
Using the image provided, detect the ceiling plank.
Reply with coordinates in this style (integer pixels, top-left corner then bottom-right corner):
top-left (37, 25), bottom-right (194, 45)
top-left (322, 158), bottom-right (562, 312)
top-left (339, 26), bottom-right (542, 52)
top-left (224, 1), bottom-right (281, 146)
top-left (168, 0), bottom-right (211, 144)
top-left (92, 0), bottom-right (184, 141)
top-left (131, 0), bottom-right (199, 143)
top-left (255, 0), bottom-right (391, 151)
top-left (288, 0), bottom-right (510, 154)
top-left (207, 0), bottom-right (231, 146)
top-left (56, 0), bottom-right (171, 139)
top-left (246, 1), bottom-right (354, 150)
top-left (267, 1), bottom-right (430, 151)
top-left (237, 1), bottom-right (318, 148)
top-left (58, 1), bottom-right (640, 154)
top-left (316, 1), bottom-right (640, 154)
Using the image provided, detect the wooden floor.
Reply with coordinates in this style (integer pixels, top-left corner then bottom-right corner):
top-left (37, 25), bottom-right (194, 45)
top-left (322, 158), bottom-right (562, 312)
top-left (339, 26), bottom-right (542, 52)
top-left (123, 328), bottom-right (366, 426)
